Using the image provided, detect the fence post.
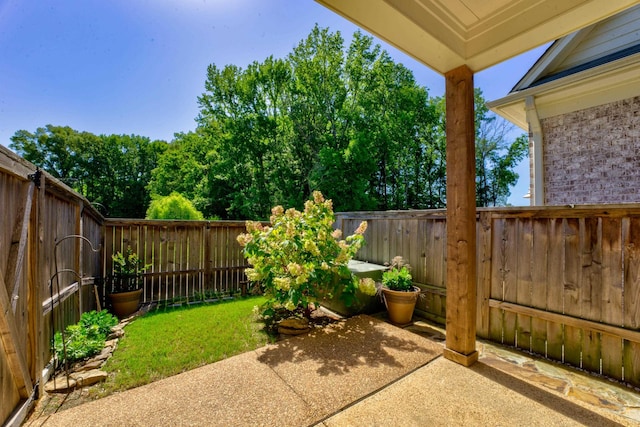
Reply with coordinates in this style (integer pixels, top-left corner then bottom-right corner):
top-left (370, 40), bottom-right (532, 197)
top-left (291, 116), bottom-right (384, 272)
top-left (28, 174), bottom-right (44, 393)
top-left (204, 223), bottom-right (212, 291)
top-left (76, 200), bottom-right (83, 314)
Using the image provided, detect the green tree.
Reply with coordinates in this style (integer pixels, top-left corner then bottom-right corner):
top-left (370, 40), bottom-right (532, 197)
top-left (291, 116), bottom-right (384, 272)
top-left (10, 125), bottom-right (99, 184)
top-left (163, 26), bottom-right (528, 218)
top-left (197, 56), bottom-right (293, 219)
top-left (287, 26), bottom-right (348, 205)
top-left (147, 130), bottom-right (220, 217)
top-left (10, 125), bottom-right (167, 217)
top-left (146, 192), bottom-right (204, 220)
top-left (354, 50), bottom-right (442, 210)
top-left (473, 89), bottom-right (529, 206)
top-left (194, 26), bottom-right (452, 216)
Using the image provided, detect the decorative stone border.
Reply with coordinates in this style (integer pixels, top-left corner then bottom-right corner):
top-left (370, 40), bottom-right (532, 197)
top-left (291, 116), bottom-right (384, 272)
top-left (44, 314), bottom-right (137, 393)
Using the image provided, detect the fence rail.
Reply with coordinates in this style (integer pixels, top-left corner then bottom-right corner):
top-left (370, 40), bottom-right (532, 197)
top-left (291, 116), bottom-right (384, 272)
top-left (336, 205), bottom-right (640, 388)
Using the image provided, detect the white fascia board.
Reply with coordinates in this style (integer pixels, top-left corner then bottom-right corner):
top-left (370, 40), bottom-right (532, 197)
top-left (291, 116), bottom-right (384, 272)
top-left (488, 52), bottom-right (640, 127)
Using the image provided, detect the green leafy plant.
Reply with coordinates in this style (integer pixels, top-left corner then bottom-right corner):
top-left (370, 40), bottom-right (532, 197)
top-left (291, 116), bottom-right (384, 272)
top-left (112, 246), bottom-right (148, 276)
top-left (382, 256), bottom-right (414, 291)
top-left (110, 246), bottom-right (149, 293)
top-left (237, 191), bottom-right (376, 320)
top-left (79, 309), bottom-right (119, 336)
top-left (54, 310), bottom-right (118, 365)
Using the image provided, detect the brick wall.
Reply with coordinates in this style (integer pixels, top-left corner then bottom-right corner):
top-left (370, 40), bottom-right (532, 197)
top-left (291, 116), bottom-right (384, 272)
top-left (541, 95), bottom-right (640, 205)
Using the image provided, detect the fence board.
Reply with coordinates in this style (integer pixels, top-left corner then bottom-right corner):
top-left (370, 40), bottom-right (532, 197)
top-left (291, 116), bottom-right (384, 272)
top-left (563, 218), bottom-right (582, 367)
top-left (581, 218), bottom-right (602, 373)
top-left (379, 219), bottom-right (390, 264)
top-left (0, 268), bottom-right (33, 398)
top-left (530, 219), bottom-right (548, 355)
top-left (434, 220), bottom-right (446, 288)
top-left (489, 218), bottom-right (505, 343)
top-left (623, 217), bottom-right (640, 384)
top-left (502, 219), bottom-right (518, 347)
top-left (601, 217), bottom-right (623, 380)
top-left (476, 212), bottom-right (492, 339)
top-left (546, 218), bottom-right (564, 361)
top-left (424, 220), bottom-right (436, 286)
top-left (516, 218), bottom-right (533, 352)
top-left (405, 219), bottom-right (419, 282)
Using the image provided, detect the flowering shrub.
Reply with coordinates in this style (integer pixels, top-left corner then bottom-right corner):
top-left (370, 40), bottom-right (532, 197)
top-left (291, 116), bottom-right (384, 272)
top-left (237, 191), bottom-right (375, 319)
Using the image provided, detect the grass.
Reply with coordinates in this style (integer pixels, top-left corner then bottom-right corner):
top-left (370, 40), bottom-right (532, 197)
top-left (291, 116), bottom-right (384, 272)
top-left (93, 296), bottom-right (271, 397)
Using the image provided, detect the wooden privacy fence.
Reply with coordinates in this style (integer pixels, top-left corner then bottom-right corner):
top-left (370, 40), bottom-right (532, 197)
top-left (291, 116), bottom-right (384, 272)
top-left (103, 219), bottom-right (250, 304)
top-left (336, 205), bottom-right (640, 388)
top-left (0, 146), bottom-right (102, 425)
top-left (5, 137), bottom-right (640, 425)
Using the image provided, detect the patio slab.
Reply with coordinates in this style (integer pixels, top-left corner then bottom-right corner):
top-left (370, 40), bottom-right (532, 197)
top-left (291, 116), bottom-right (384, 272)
top-left (36, 314), bottom-right (442, 427)
top-left (256, 315), bottom-right (440, 419)
top-left (318, 356), bottom-right (633, 427)
top-left (28, 314), bottom-right (639, 426)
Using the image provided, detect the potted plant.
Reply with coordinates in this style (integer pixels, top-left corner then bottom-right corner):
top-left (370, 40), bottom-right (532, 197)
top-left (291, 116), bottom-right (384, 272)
top-left (107, 246), bottom-right (147, 318)
top-left (380, 256), bottom-right (421, 326)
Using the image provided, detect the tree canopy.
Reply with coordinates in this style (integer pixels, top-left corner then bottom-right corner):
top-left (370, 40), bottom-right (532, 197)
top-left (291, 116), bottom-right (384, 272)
top-left (179, 25), bottom-right (526, 218)
top-left (10, 26), bottom-right (528, 220)
top-left (10, 125), bottom-right (167, 218)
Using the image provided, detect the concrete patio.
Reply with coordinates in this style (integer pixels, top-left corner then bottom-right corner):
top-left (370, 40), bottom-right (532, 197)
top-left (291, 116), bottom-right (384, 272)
top-left (29, 314), bottom-right (640, 426)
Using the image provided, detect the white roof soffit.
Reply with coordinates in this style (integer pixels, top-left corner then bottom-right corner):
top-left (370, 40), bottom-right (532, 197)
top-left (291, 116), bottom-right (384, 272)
top-left (315, 0), bottom-right (639, 74)
top-left (487, 52), bottom-right (640, 130)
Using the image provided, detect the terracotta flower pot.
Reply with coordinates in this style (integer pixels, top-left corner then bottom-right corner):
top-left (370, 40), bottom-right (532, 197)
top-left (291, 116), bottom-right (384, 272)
top-left (382, 286), bottom-right (420, 326)
top-left (108, 289), bottom-right (143, 319)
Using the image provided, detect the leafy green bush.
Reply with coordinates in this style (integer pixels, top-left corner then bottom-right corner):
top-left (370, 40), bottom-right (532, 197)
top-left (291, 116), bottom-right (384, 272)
top-left (382, 256), bottom-right (414, 291)
top-left (237, 191), bottom-right (376, 320)
top-left (146, 191), bottom-right (204, 220)
top-left (79, 309), bottom-right (119, 335)
top-left (54, 310), bottom-right (118, 364)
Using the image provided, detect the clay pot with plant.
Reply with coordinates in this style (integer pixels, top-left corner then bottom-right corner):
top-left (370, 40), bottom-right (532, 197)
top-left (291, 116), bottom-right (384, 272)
top-left (107, 247), bottom-right (149, 318)
top-left (380, 256), bottom-right (421, 326)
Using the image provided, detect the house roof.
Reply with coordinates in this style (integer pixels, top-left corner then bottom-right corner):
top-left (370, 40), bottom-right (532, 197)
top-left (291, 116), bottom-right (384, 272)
top-left (488, 3), bottom-right (640, 129)
top-left (314, 0), bottom-right (638, 74)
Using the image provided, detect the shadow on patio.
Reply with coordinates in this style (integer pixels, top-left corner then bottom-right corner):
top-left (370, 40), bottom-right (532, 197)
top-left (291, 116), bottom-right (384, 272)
top-left (31, 315), bottom-right (637, 427)
top-left (257, 315), bottom-right (436, 375)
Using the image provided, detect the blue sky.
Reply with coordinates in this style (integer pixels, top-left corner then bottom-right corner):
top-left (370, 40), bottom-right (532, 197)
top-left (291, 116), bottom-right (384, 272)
top-left (0, 0), bottom-right (548, 205)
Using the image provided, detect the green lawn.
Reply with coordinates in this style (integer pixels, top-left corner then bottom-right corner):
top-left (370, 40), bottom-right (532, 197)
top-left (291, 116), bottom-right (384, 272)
top-left (94, 296), bottom-right (270, 397)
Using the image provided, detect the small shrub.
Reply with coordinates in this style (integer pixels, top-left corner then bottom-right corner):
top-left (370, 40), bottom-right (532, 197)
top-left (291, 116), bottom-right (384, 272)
top-left (112, 247), bottom-right (148, 276)
top-left (382, 256), bottom-right (413, 291)
top-left (146, 192), bottom-right (204, 220)
top-left (54, 310), bottom-right (118, 365)
top-left (55, 326), bottom-right (105, 363)
top-left (79, 309), bottom-right (119, 336)
top-left (237, 191), bottom-right (376, 320)
top-left (110, 247), bottom-right (150, 292)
